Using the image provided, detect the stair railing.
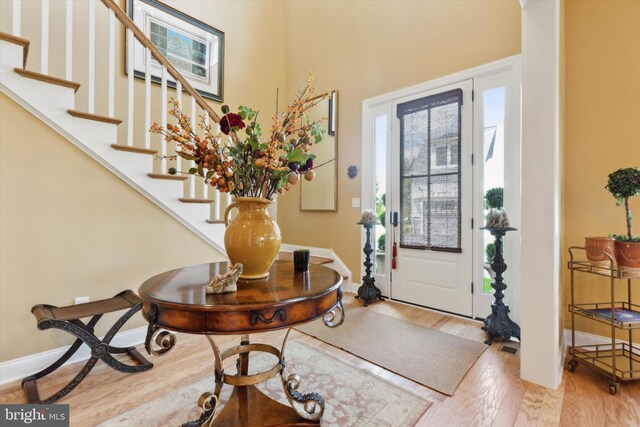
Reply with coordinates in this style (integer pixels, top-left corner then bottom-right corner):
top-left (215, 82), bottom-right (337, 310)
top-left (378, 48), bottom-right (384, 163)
top-left (6, 0), bottom-right (230, 219)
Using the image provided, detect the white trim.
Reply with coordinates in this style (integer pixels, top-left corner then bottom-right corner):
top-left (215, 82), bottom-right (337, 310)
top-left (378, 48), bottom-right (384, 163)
top-left (40, 0), bottom-right (49, 75)
top-left (362, 55), bottom-right (520, 109)
top-left (0, 327), bottom-right (147, 386)
top-left (563, 329), bottom-right (637, 348)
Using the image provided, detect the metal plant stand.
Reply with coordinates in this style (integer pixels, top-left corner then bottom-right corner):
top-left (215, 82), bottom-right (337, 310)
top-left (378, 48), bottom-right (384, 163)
top-left (356, 221), bottom-right (383, 307)
top-left (480, 227), bottom-right (521, 345)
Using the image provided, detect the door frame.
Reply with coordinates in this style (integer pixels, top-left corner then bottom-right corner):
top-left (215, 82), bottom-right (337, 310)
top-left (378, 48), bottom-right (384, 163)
top-left (361, 55), bottom-right (521, 320)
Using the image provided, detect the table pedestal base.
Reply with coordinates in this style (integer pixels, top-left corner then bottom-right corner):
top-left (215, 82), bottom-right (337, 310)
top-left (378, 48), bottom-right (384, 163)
top-left (208, 385), bottom-right (319, 427)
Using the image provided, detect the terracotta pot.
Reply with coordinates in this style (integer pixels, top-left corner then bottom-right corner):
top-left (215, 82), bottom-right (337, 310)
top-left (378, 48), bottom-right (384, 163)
top-left (224, 197), bottom-right (281, 280)
top-left (584, 236), bottom-right (615, 267)
top-left (614, 240), bottom-right (640, 276)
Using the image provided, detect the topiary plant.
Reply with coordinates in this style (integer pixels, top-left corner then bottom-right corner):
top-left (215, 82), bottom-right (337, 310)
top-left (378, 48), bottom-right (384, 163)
top-left (485, 187), bottom-right (504, 210)
top-left (605, 167), bottom-right (640, 242)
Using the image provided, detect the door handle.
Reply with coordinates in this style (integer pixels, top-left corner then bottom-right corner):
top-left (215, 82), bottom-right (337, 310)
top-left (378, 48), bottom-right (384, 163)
top-left (392, 212), bottom-right (398, 227)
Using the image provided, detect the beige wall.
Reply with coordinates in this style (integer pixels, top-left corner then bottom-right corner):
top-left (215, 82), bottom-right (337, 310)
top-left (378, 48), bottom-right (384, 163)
top-left (278, 0), bottom-right (522, 279)
top-left (0, 0), bottom-right (286, 362)
top-left (562, 0), bottom-right (640, 336)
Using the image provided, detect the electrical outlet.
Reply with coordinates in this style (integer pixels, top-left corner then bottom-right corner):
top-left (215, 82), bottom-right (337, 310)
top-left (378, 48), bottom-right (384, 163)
top-left (74, 296), bottom-right (90, 305)
top-left (352, 198), bottom-right (360, 208)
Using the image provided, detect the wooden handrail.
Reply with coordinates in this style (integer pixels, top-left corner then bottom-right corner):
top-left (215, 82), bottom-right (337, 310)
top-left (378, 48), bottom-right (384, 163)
top-left (99, 0), bottom-right (221, 123)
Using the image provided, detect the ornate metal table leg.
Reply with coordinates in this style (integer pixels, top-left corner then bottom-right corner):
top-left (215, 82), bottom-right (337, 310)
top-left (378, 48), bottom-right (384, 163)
top-left (279, 329), bottom-right (325, 421)
top-left (323, 288), bottom-right (345, 328)
top-left (182, 335), bottom-right (224, 427)
top-left (144, 304), bottom-right (177, 356)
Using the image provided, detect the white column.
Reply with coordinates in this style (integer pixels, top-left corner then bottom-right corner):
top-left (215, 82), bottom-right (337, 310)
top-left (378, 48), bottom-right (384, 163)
top-left (65, 0), bottom-right (72, 80)
top-left (40, 0), bottom-right (49, 74)
top-left (126, 28), bottom-right (134, 146)
top-left (12, 0), bottom-right (21, 37)
top-left (520, 0), bottom-right (563, 389)
top-left (107, 10), bottom-right (115, 118)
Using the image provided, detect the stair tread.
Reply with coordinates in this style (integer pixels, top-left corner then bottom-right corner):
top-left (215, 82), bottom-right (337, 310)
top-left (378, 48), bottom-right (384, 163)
top-left (68, 110), bottom-right (122, 125)
top-left (179, 198), bottom-right (214, 204)
top-left (111, 144), bottom-right (157, 155)
top-left (15, 68), bottom-right (80, 92)
top-left (0, 32), bottom-right (29, 68)
top-left (278, 251), bottom-right (333, 265)
top-left (147, 173), bottom-right (188, 181)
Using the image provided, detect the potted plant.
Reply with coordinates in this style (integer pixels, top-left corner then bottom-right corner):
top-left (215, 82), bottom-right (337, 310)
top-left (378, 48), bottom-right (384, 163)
top-left (605, 167), bottom-right (640, 274)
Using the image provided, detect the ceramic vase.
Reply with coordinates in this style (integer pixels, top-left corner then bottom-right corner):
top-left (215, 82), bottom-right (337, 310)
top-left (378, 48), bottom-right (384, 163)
top-left (224, 197), bottom-right (281, 280)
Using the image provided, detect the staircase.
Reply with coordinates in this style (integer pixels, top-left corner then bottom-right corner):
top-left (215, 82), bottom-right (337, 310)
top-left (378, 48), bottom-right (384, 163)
top-left (0, 0), bottom-right (229, 253)
top-left (0, 1), bottom-right (353, 285)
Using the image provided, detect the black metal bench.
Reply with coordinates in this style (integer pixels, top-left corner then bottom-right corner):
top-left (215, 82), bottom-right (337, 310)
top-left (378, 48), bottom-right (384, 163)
top-left (22, 290), bottom-right (153, 403)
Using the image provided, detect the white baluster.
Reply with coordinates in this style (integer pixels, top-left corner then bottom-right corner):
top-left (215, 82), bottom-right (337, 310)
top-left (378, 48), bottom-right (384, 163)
top-left (144, 48), bottom-right (151, 149)
top-left (65, 0), bottom-right (72, 81)
top-left (126, 28), bottom-right (134, 146)
top-left (12, 0), bottom-right (21, 37)
top-left (175, 81), bottom-right (182, 175)
top-left (161, 65), bottom-right (168, 173)
top-left (203, 114), bottom-right (209, 200)
top-left (87, 0), bottom-right (95, 113)
top-left (40, 0), bottom-right (49, 74)
top-left (107, 10), bottom-right (115, 117)
top-left (189, 96), bottom-right (196, 198)
top-left (214, 189), bottom-right (221, 220)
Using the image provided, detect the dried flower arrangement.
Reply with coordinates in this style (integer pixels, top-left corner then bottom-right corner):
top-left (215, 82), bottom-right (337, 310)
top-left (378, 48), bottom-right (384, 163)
top-left (150, 76), bottom-right (329, 200)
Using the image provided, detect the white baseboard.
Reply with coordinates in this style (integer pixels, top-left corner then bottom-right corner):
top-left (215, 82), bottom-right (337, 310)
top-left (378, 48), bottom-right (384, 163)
top-left (563, 328), bottom-right (635, 348)
top-left (0, 326), bottom-right (148, 386)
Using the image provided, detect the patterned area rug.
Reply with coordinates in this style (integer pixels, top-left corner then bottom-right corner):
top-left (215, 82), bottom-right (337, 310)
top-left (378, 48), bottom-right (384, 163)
top-left (99, 340), bottom-right (431, 426)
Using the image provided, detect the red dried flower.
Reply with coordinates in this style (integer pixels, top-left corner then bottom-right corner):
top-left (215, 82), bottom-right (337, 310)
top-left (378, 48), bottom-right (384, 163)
top-left (220, 113), bottom-right (245, 135)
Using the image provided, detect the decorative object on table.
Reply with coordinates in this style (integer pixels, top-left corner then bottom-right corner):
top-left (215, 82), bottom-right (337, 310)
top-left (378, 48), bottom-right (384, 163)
top-left (293, 249), bottom-right (310, 272)
top-left (347, 165), bottom-right (359, 179)
top-left (479, 226), bottom-right (520, 345)
top-left (206, 263), bottom-right (243, 294)
top-left (584, 236), bottom-right (616, 267)
top-left (126, 0), bottom-right (224, 102)
top-left (151, 76), bottom-right (329, 279)
top-left (22, 290), bottom-right (153, 404)
top-left (356, 210), bottom-right (383, 307)
top-left (606, 167), bottom-right (640, 275)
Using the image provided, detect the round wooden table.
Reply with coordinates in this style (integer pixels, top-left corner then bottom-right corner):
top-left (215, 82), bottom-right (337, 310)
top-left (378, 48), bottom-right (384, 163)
top-left (139, 260), bottom-right (344, 427)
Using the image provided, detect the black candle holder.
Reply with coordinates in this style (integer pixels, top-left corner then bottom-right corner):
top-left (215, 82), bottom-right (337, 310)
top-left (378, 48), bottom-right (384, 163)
top-left (355, 222), bottom-right (383, 307)
top-left (480, 226), bottom-right (521, 345)
top-left (293, 249), bottom-right (310, 272)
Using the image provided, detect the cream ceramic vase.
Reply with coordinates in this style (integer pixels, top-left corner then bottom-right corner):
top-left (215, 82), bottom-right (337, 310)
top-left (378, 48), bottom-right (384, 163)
top-left (224, 197), bottom-right (281, 280)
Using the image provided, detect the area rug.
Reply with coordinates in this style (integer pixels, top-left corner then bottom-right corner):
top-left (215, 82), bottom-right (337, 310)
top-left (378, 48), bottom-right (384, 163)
top-left (295, 308), bottom-right (487, 396)
top-left (99, 340), bottom-right (430, 427)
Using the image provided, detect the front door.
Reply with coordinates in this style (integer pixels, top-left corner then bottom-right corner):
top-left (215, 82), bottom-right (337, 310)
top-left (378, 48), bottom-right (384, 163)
top-left (390, 80), bottom-right (473, 316)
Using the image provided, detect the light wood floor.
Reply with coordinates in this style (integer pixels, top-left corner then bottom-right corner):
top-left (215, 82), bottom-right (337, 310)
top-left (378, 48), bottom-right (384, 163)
top-left (1, 293), bottom-right (639, 426)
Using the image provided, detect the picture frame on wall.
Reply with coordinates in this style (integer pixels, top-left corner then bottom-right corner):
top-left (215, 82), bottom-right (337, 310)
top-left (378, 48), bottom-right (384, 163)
top-left (127, 0), bottom-right (224, 102)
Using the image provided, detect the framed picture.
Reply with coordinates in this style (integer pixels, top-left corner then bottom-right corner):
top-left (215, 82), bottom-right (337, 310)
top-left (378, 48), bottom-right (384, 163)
top-left (127, 0), bottom-right (224, 102)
